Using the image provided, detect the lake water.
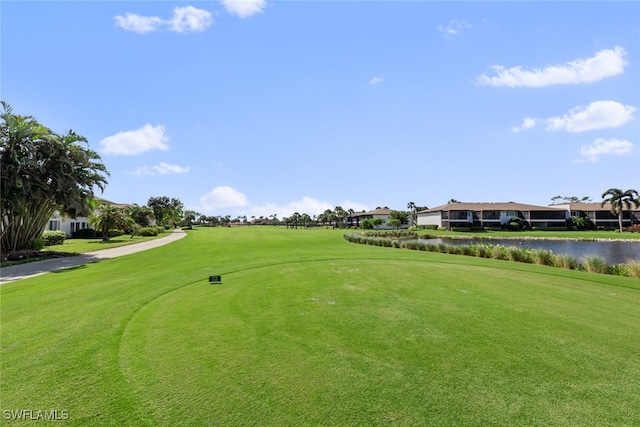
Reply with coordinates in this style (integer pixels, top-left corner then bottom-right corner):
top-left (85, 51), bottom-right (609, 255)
top-left (429, 237), bottom-right (640, 265)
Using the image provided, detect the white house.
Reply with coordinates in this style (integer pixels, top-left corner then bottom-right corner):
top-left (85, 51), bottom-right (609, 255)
top-left (46, 197), bottom-right (131, 236)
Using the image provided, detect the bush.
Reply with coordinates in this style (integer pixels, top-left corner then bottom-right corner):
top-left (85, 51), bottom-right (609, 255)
top-left (507, 246), bottom-right (527, 262)
top-left (625, 260), bottom-right (640, 279)
top-left (531, 249), bottom-right (555, 266)
top-left (72, 228), bottom-right (97, 239)
top-left (42, 230), bottom-right (66, 246)
top-left (491, 245), bottom-right (506, 260)
top-left (554, 254), bottom-right (578, 270)
top-left (623, 224), bottom-right (640, 233)
top-left (137, 227), bottom-right (159, 236)
top-left (32, 238), bottom-right (45, 251)
top-left (581, 256), bottom-right (609, 274)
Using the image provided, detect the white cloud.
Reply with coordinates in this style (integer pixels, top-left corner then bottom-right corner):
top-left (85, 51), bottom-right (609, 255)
top-left (512, 117), bottom-right (538, 133)
top-left (477, 46), bottom-right (627, 87)
top-left (247, 198), bottom-right (369, 219)
top-left (100, 124), bottom-right (169, 156)
top-left (220, 0), bottom-right (267, 18)
top-left (129, 162), bottom-right (190, 177)
top-left (579, 138), bottom-right (634, 162)
top-left (438, 20), bottom-right (472, 38)
top-left (114, 6), bottom-right (213, 33)
top-left (200, 186), bottom-right (249, 211)
top-left (369, 76), bottom-right (384, 85)
top-left (114, 13), bottom-right (164, 34)
top-left (546, 101), bottom-right (635, 133)
top-left (168, 6), bottom-right (213, 32)
top-left (196, 191), bottom-right (370, 217)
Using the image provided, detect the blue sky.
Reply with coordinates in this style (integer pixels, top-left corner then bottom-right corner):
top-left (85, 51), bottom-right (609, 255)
top-left (3, 1), bottom-right (639, 218)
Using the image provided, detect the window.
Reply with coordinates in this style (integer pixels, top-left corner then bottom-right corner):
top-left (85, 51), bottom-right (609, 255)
top-left (49, 220), bottom-right (60, 231)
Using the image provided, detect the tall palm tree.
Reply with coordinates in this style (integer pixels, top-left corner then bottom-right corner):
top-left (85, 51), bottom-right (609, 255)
top-left (334, 206), bottom-right (346, 228)
top-left (407, 201), bottom-right (416, 227)
top-left (601, 188), bottom-right (640, 232)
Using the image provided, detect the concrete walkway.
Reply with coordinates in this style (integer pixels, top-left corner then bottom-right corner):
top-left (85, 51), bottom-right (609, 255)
top-left (0, 229), bottom-right (187, 284)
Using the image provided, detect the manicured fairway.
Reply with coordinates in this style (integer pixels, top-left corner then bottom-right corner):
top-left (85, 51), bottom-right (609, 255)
top-left (1, 227), bottom-right (639, 426)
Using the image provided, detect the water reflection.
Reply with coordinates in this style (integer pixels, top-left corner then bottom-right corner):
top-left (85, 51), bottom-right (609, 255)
top-left (433, 237), bottom-right (640, 265)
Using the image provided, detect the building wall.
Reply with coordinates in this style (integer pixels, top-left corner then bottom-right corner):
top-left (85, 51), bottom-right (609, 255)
top-left (46, 212), bottom-right (93, 236)
top-left (416, 212), bottom-right (441, 227)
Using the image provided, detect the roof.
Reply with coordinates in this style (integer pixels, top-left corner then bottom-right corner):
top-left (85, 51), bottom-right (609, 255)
top-left (349, 207), bottom-right (394, 217)
top-left (417, 202), bottom-right (566, 214)
top-left (552, 202), bottom-right (640, 212)
top-left (95, 196), bottom-right (132, 209)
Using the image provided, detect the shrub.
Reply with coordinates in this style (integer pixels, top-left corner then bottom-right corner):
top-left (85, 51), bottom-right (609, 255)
top-left (531, 249), bottom-right (555, 266)
top-left (623, 224), bottom-right (640, 233)
top-left (471, 244), bottom-right (491, 258)
top-left (625, 260), bottom-right (640, 279)
top-left (156, 226), bottom-right (165, 235)
top-left (460, 245), bottom-right (474, 256)
top-left (32, 238), bottom-right (45, 251)
top-left (42, 230), bottom-right (66, 246)
top-left (451, 227), bottom-right (471, 232)
top-left (508, 217), bottom-right (524, 231)
top-left (424, 224), bottom-right (438, 230)
top-left (581, 256), bottom-right (609, 274)
top-left (554, 254), bottom-right (578, 270)
top-left (72, 228), bottom-right (97, 239)
top-left (137, 227), bottom-right (159, 236)
top-left (507, 246), bottom-right (527, 263)
top-left (491, 245), bottom-right (506, 260)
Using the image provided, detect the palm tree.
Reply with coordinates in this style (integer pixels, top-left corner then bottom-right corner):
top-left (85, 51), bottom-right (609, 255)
top-left (407, 201), bottom-right (416, 227)
top-left (334, 206), bottom-right (346, 228)
top-left (601, 188), bottom-right (640, 232)
top-left (89, 205), bottom-right (130, 241)
top-left (1, 102), bottom-right (109, 252)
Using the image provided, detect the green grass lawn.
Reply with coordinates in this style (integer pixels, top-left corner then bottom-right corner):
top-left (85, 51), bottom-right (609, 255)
top-left (42, 233), bottom-right (166, 254)
top-left (2, 227), bottom-right (639, 426)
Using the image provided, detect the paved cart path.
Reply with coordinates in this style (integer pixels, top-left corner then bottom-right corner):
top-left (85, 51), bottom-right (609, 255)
top-left (0, 229), bottom-right (186, 284)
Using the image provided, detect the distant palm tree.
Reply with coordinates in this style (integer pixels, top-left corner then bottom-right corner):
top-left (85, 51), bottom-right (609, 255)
top-left (334, 206), bottom-right (346, 228)
top-left (601, 188), bottom-right (639, 232)
top-left (407, 201), bottom-right (416, 227)
top-left (90, 205), bottom-right (131, 241)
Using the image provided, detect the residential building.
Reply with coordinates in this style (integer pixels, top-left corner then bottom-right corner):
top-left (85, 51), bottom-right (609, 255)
top-left (552, 202), bottom-right (640, 229)
top-left (347, 207), bottom-right (400, 229)
top-left (416, 202), bottom-right (568, 230)
top-left (46, 197), bottom-right (131, 236)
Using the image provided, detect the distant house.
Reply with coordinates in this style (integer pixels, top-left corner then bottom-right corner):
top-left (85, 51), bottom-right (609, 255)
top-left (552, 202), bottom-right (640, 229)
top-left (347, 207), bottom-right (401, 229)
top-left (416, 202), bottom-right (569, 230)
top-left (46, 197), bottom-right (131, 236)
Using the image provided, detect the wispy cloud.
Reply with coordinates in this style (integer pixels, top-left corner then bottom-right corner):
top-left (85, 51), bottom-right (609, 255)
top-left (579, 138), bottom-right (634, 162)
top-left (477, 46), bottom-right (627, 87)
top-left (220, 0), bottom-right (267, 18)
top-left (438, 20), bottom-right (472, 38)
top-left (114, 6), bottom-right (213, 33)
top-left (369, 76), bottom-right (383, 86)
top-left (514, 101), bottom-right (635, 133)
top-left (129, 162), bottom-right (190, 177)
top-left (100, 124), bottom-right (169, 156)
